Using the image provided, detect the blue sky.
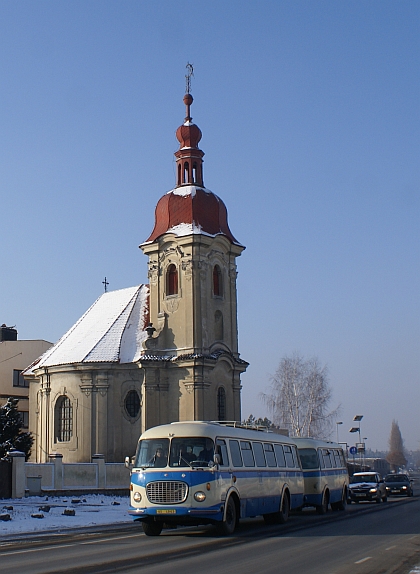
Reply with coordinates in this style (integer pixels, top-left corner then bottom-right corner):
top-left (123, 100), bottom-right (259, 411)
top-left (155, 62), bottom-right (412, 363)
top-left (1, 1), bottom-right (418, 451)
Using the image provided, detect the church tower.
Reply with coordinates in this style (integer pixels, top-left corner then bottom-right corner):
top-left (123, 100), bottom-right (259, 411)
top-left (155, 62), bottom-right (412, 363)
top-left (139, 87), bottom-right (248, 428)
top-left (25, 82), bottom-right (248, 464)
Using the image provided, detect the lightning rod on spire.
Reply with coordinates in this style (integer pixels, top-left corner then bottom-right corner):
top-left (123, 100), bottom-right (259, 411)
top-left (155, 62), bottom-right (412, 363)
top-left (185, 62), bottom-right (194, 94)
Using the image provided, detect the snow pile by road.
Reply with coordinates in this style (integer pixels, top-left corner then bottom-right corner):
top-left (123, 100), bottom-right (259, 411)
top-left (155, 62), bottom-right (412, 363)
top-left (0, 495), bottom-right (132, 536)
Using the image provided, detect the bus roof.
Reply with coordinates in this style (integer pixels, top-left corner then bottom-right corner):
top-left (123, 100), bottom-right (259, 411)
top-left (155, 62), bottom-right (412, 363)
top-left (139, 421), bottom-right (297, 444)
top-left (293, 437), bottom-right (342, 450)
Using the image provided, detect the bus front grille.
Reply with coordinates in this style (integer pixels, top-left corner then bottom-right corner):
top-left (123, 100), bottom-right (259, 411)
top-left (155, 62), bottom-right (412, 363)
top-left (146, 481), bottom-right (188, 504)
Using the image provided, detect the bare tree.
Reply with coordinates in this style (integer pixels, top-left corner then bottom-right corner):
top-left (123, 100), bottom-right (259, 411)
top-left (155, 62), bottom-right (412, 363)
top-left (261, 353), bottom-right (340, 439)
top-left (386, 420), bottom-right (407, 470)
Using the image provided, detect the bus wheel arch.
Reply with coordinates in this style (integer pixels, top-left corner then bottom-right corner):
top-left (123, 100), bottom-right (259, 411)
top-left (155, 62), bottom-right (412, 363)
top-left (217, 493), bottom-right (239, 536)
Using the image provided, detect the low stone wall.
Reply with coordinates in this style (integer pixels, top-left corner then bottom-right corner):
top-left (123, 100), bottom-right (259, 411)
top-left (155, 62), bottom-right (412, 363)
top-left (25, 463), bottom-right (54, 490)
top-left (9, 452), bottom-right (130, 498)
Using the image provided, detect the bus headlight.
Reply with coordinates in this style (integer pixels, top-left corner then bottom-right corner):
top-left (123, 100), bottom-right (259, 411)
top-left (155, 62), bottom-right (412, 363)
top-left (194, 491), bottom-right (206, 502)
top-left (133, 491), bottom-right (142, 503)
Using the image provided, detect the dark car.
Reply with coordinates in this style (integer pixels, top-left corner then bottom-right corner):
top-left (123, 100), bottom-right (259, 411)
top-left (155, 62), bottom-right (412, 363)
top-left (384, 473), bottom-right (413, 497)
top-left (348, 472), bottom-right (387, 503)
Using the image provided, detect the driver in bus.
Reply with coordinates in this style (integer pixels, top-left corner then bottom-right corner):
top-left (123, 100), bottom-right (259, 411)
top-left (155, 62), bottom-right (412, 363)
top-left (198, 439), bottom-right (214, 462)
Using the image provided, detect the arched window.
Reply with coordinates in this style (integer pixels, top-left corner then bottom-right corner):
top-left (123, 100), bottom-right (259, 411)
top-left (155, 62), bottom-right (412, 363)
top-left (213, 265), bottom-right (223, 297)
top-left (192, 162), bottom-right (197, 183)
top-left (215, 310), bottom-right (224, 340)
top-left (183, 161), bottom-right (189, 184)
top-left (56, 395), bottom-right (73, 442)
top-left (217, 387), bottom-right (226, 421)
top-left (125, 390), bottom-right (140, 418)
top-left (166, 264), bottom-right (178, 296)
top-left (177, 164), bottom-right (182, 186)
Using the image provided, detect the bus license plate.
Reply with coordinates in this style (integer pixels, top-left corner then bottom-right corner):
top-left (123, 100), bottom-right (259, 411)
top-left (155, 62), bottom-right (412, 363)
top-left (156, 509), bottom-right (176, 514)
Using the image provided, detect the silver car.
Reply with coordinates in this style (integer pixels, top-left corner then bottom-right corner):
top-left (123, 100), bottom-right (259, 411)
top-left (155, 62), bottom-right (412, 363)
top-left (348, 472), bottom-right (387, 503)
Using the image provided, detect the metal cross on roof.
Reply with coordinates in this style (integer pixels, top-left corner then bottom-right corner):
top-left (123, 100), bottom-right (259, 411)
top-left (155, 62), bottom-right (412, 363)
top-left (102, 277), bottom-right (109, 293)
top-left (185, 62), bottom-right (194, 94)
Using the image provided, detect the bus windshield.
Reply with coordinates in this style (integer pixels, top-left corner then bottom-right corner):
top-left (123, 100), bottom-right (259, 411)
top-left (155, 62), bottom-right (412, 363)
top-left (298, 448), bottom-right (320, 469)
top-left (169, 437), bottom-right (214, 468)
top-left (135, 437), bottom-right (215, 469)
top-left (135, 438), bottom-right (170, 468)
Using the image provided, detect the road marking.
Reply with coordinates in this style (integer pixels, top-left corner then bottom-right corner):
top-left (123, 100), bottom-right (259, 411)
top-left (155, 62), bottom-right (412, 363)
top-left (80, 533), bottom-right (141, 545)
top-left (355, 557), bottom-right (372, 564)
top-left (386, 545), bottom-right (396, 550)
top-left (0, 533), bottom-right (141, 556)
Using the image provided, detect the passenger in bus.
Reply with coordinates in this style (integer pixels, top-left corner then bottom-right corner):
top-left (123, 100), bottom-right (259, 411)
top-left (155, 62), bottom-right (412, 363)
top-left (153, 448), bottom-right (167, 468)
top-left (198, 439), bottom-right (214, 462)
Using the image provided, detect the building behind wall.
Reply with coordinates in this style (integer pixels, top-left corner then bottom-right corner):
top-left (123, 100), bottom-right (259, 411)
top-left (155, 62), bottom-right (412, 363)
top-left (0, 324), bottom-right (52, 428)
top-left (24, 88), bottom-right (248, 463)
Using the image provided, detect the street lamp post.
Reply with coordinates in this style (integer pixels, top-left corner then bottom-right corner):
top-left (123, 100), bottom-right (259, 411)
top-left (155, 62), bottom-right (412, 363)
top-left (349, 415), bottom-right (364, 469)
top-left (336, 421), bottom-right (343, 443)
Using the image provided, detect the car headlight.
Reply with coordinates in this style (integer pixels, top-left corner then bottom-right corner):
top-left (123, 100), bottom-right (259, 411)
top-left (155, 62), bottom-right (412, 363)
top-left (194, 491), bottom-right (206, 502)
top-left (369, 488), bottom-right (377, 493)
top-left (402, 486), bottom-right (407, 489)
top-left (133, 491), bottom-right (142, 502)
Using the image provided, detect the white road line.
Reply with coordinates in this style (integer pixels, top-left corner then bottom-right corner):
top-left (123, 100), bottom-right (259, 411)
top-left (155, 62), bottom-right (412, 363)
top-left (0, 533), bottom-right (141, 556)
top-left (386, 545), bottom-right (396, 550)
top-left (80, 533), bottom-right (141, 545)
top-left (355, 557), bottom-right (372, 564)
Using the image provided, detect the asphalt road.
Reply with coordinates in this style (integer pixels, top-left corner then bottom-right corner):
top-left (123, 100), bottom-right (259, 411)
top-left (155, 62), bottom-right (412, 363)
top-left (1, 494), bottom-right (420, 574)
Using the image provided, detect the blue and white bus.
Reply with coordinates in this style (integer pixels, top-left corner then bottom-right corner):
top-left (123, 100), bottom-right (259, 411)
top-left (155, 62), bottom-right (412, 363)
top-left (127, 421), bottom-right (304, 535)
top-left (294, 438), bottom-right (349, 514)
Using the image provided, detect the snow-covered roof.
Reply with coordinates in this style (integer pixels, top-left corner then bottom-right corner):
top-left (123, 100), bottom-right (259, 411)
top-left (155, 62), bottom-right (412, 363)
top-left (144, 185), bottom-right (242, 246)
top-left (24, 285), bottom-right (149, 372)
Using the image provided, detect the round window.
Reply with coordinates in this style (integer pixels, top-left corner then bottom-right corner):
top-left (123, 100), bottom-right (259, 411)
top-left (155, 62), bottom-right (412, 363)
top-left (125, 390), bottom-right (140, 418)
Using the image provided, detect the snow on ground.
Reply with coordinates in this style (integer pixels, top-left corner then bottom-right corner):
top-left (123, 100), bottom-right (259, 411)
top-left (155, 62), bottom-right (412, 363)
top-left (0, 495), bottom-right (132, 537)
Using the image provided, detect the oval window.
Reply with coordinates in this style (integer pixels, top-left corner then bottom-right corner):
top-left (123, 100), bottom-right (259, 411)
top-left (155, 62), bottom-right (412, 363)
top-left (125, 390), bottom-right (140, 418)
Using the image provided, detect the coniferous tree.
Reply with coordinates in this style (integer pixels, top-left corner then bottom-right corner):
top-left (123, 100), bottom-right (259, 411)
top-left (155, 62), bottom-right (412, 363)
top-left (242, 414), bottom-right (274, 429)
top-left (386, 420), bottom-right (407, 470)
top-left (0, 397), bottom-right (33, 460)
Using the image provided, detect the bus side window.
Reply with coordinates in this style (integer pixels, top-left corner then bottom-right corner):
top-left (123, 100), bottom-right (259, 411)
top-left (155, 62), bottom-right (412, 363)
top-left (252, 442), bottom-right (266, 467)
top-left (284, 445), bottom-right (295, 468)
top-left (291, 446), bottom-right (300, 468)
top-left (216, 439), bottom-right (229, 466)
top-left (321, 449), bottom-right (332, 468)
top-left (274, 444), bottom-right (286, 467)
top-left (229, 440), bottom-right (243, 467)
top-left (339, 450), bottom-right (346, 468)
top-left (264, 443), bottom-right (277, 467)
top-left (240, 441), bottom-right (255, 467)
top-left (333, 449), bottom-right (342, 468)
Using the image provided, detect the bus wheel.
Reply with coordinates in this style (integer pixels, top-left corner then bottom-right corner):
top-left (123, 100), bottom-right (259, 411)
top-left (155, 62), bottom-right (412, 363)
top-left (277, 492), bottom-right (290, 524)
top-left (316, 490), bottom-right (329, 515)
top-left (142, 520), bottom-right (163, 536)
top-left (331, 489), bottom-right (347, 511)
top-left (217, 497), bottom-right (237, 535)
top-left (264, 496), bottom-right (289, 526)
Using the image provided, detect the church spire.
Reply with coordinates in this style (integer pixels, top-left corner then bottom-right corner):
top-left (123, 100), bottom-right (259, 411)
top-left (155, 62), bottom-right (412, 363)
top-left (175, 64), bottom-right (204, 187)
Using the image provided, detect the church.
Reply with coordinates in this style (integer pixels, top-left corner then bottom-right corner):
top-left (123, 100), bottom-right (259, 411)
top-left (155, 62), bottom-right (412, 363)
top-left (24, 87), bottom-right (248, 463)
